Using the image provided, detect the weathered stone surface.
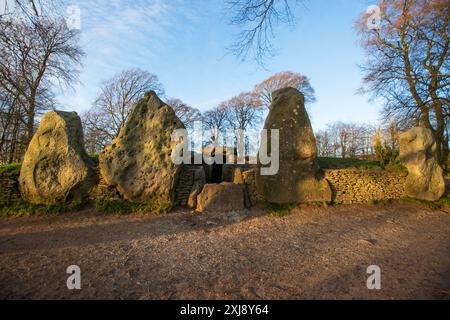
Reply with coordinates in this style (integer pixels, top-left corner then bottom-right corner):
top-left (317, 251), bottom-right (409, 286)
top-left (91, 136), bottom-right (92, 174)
top-left (187, 167), bottom-right (206, 209)
top-left (19, 111), bottom-right (96, 205)
top-left (256, 87), bottom-right (331, 204)
top-left (99, 91), bottom-right (185, 206)
top-left (399, 127), bottom-right (445, 201)
top-left (196, 183), bottom-right (246, 213)
top-left (232, 167), bottom-right (244, 184)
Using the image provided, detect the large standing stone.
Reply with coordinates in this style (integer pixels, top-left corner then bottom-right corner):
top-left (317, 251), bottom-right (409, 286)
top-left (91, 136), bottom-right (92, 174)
top-left (99, 91), bottom-right (185, 207)
top-left (399, 127), bottom-right (445, 201)
top-left (256, 87), bottom-right (331, 204)
top-left (19, 111), bottom-right (97, 205)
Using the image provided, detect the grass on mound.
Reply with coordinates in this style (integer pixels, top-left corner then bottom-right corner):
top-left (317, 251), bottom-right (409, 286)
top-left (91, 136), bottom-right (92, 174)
top-left (318, 157), bottom-right (382, 170)
top-left (318, 157), bottom-right (407, 172)
top-left (402, 196), bottom-right (450, 210)
top-left (1, 199), bottom-right (85, 218)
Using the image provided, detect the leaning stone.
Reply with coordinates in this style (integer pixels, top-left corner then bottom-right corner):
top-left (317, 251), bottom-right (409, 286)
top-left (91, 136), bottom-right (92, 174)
top-left (196, 183), bottom-right (246, 213)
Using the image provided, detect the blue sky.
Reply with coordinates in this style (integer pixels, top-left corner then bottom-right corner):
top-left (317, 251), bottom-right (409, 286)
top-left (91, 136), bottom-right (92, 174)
top-left (60, 0), bottom-right (381, 131)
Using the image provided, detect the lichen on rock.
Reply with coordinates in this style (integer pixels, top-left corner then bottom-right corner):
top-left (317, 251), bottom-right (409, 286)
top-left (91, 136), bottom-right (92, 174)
top-left (399, 127), bottom-right (445, 201)
top-left (256, 87), bottom-right (331, 204)
top-left (99, 91), bottom-right (185, 208)
top-left (19, 111), bottom-right (97, 205)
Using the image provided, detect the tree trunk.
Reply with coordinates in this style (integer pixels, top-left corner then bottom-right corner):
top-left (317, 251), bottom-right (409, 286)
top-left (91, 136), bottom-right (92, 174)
top-left (25, 98), bottom-right (36, 149)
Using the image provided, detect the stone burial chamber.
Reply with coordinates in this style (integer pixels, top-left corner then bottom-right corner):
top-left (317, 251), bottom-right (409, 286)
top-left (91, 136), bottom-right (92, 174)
top-left (13, 90), bottom-right (447, 212)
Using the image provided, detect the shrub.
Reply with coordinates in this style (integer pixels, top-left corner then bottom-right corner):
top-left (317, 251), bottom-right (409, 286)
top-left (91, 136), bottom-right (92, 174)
top-left (373, 141), bottom-right (399, 169)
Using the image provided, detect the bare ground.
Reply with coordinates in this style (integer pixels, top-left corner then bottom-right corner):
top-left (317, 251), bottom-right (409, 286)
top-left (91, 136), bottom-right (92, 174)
top-left (0, 202), bottom-right (449, 300)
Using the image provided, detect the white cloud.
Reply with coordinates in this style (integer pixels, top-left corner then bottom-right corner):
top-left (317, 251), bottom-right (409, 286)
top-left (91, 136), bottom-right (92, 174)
top-left (57, 0), bottom-right (205, 112)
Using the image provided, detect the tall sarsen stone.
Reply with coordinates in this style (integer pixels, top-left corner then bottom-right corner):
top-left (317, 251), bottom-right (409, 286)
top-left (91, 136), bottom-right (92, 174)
top-left (256, 87), bottom-right (331, 204)
top-left (99, 91), bottom-right (185, 208)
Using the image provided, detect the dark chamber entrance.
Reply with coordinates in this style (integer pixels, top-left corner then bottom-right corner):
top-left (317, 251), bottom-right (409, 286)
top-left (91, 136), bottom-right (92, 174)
top-left (211, 163), bottom-right (223, 184)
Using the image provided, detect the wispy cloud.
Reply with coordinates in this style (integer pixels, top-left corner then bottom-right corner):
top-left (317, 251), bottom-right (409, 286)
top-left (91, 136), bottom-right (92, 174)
top-left (77, 0), bottom-right (173, 64)
top-left (60, 0), bottom-right (184, 111)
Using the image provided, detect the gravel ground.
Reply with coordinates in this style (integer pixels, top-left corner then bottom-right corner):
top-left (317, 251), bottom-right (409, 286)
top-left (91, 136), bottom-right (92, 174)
top-left (0, 202), bottom-right (449, 300)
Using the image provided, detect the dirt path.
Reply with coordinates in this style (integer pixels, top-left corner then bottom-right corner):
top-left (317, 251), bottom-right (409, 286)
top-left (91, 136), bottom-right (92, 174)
top-left (0, 203), bottom-right (449, 300)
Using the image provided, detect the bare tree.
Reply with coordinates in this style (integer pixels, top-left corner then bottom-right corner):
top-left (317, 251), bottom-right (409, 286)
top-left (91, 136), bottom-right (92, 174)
top-left (1, 0), bottom-right (63, 21)
top-left (321, 122), bottom-right (375, 159)
top-left (254, 71), bottom-right (316, 107)
top-left (227, 0), bottom-right (300, 63)
top-left (166, 98), bottom-right (202, 129)
top-left (81, 69), bottom-right (165, 153)
top-left (357, 0), bottom-right (450, 163)
top-left (202, 104), bottom-right (231, 146)
top-left (0, 15), bottom-right (83, 162)
top-left (222, 91), bottom-right (263, 131)
top-left (316, 129), bottom-right (332, 157)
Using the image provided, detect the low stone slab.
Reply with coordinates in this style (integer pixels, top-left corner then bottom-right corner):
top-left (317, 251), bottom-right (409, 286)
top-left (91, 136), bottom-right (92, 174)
top-left (196, 183), bottom-right (246, 213)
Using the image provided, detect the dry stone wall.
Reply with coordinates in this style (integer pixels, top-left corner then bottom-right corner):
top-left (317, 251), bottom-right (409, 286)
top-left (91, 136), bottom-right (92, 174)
top-left (242, 168), bottom-right (407, 205)
top-left (324, 169), bottom-right (407, 204)
top-left (0, 170), bottom-right (21, 207)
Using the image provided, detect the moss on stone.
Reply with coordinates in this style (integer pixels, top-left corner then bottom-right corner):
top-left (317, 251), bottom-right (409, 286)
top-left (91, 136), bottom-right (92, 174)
top-left (0, 163), bottom-right (21, 175)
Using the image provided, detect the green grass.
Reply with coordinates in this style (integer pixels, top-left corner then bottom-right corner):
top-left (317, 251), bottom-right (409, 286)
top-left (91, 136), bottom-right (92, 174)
top-left (0, 163), bottom-right (21, 175)
top-left (95, 198), bottom-right (173, 215)
top-left (1, 199), bottom-right (85, 218)
top-left (265, 203), bottom-right (297, 217)
top-left (318, 157), bottom-right (408, 172)
top-left (384, 159), bottom-right (408, 173)
top-left (318, 157), bottom-right (383, 170)
top-left (402, 197), bottom-right (450, 210)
